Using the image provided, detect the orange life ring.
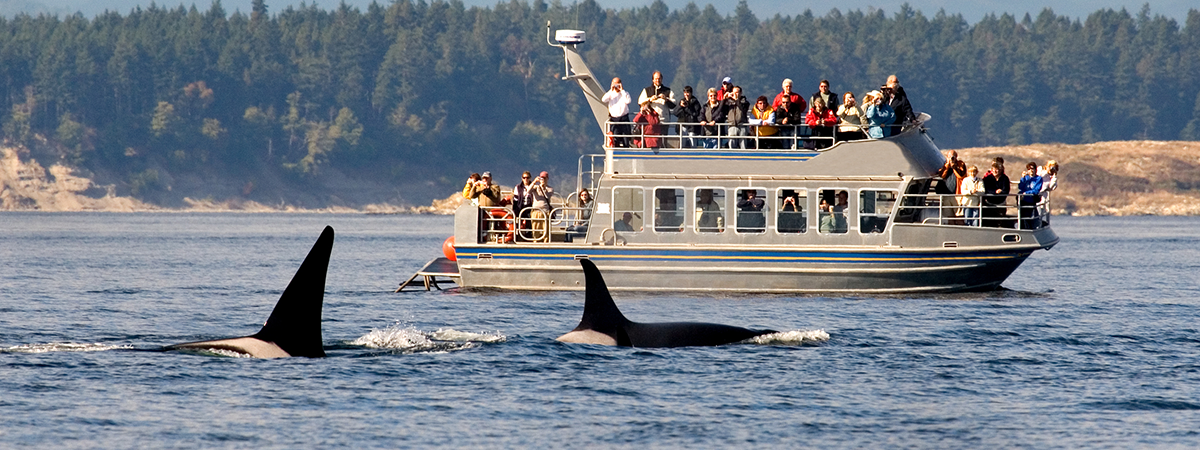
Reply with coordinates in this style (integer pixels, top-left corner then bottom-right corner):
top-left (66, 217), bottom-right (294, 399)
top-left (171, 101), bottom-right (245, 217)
top-left (488, 209), bottom-right (515, 243)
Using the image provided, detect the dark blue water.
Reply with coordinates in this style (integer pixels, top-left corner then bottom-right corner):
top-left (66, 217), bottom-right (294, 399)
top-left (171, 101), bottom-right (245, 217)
top-left (2, 213), bottom-right (1198, 448)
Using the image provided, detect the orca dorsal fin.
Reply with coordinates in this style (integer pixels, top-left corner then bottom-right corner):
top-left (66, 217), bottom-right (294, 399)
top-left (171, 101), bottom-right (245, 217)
top-left (575, 259), bottom-right (631, 335)
top-left (252, 226), bottom-right (334, 357)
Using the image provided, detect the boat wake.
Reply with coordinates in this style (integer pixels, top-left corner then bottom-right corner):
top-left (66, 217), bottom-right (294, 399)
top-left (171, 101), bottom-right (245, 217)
top-left (349, 324), bottom-right (506, 354)
top-left (1, 342), bottom-right (133, 353)
top-left (746, 329), bottom-right (830, 345)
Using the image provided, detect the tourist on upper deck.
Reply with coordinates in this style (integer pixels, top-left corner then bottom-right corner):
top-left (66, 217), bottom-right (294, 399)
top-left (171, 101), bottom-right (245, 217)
top-left (775, 95), bottom-right (805, 149)
top-left (700, 88), bottom-right (725, 149)
top-left (981, 159), bottom-right (1010, 227)
top-left (811, 80), bottom-right (840, 117)
top-left (749, 96), bottom-right (778, 149)
top-left (805, 98), bottom-right (838, 148)
top-left (772, 78), bottom-right (806, 112)
top-left (883, 75), bottom-right (916, 133)
top-left (863, 91), bottom-right (895, 139)
top-left (959, 165), bottom-right (984, 226)
top-left (638, 71), bottom-right (676, 120)
top-left (632, 104), bottom-right (663, 148)
top-left (1018, 162), bottom-right (1044, 230)
top-left (836, 92), bottom-right (867, 141)
top-left (601, 77), bottom-right (632, 148)
top-left (673, 86), bottom-right (702, 148)
top-left (463, 173), bottom-right (481, 204)
top-left (716, 77), bottom-right (734, 101)
top-left (723, 86), bottom-right (751, 149)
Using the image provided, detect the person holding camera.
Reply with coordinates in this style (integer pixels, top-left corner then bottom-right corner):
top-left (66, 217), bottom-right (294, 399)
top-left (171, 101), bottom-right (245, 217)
top-left (722, 86), bottom-right (750, 149)
top-left (863, 91), bottom-right (895, 139)
top-left (673, 86), bottom-right (701, 148)
top-left (601, 77), bottom-right (632, 148)
top-left (884, 75), bottom-right (916, 132)
top-left (528, 171), bottom-right (554, 241)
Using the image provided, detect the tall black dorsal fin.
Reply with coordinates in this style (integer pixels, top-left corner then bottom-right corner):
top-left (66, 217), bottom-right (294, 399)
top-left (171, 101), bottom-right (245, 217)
top-left (252, 226), bottom-right (334, 357)
top-left (575, 259), bottom-right (630, 335)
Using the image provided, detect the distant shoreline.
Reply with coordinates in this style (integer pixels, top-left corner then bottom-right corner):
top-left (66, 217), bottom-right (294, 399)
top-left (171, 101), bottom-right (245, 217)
top-left (6, 141), bottom-right (1200, 216)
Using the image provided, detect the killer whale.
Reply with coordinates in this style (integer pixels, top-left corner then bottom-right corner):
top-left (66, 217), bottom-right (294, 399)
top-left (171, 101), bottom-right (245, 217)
top-left (167, 226), bottom-right (334, 358)
top-left (557, 259), bottom-right (776, 347)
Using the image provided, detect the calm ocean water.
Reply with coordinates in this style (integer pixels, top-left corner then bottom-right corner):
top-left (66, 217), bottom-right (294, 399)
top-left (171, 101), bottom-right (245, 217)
top-left (1, 213), bottom-right (1197, 448)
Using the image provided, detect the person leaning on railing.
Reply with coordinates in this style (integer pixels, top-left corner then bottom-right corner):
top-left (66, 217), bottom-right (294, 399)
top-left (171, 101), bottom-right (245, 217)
top-left (749, 96), bottom-right (778, 149)
top-left (1018, 162), bottom-right (1044, 230)
top-left (805, 98), bottom-right (838, 149)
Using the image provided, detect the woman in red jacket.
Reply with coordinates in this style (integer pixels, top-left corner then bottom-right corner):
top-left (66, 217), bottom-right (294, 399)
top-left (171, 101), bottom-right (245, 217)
top-left (805, 98), bottom-right (838, 149)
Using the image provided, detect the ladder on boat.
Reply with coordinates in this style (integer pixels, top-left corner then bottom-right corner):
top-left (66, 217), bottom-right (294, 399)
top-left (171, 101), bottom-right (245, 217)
top-left (395, 257), bottom-right (460, 292)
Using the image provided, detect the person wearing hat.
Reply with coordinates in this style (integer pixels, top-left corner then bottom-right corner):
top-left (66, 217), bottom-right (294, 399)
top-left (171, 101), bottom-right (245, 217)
top-left (468, 171), bottom-right (502, 207)
top-left (528, 171), bottom-right (554, 241)
top-left (716, 76), bottom-right (733, 102)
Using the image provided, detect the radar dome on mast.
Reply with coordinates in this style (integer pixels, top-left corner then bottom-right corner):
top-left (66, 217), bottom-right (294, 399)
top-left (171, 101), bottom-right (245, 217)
top-left (554, 29), bottom-right (586, 45)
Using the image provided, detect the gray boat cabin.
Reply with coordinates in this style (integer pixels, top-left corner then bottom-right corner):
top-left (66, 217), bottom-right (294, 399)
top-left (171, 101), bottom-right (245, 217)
top-left (445, 25), bottom-right (1059, 293)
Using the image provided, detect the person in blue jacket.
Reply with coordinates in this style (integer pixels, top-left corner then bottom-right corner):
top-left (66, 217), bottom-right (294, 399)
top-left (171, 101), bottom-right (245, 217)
top-left (1017, 161), bottom-right (1044, 230)
top-left (863, 90), bottom-right (895, 139)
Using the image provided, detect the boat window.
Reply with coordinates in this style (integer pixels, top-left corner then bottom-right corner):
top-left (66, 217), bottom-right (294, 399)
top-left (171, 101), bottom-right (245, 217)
top-left (777, 188), bottom-right (807, 234)
top-left (817, 189), bottom-right (849, 234)
top-left (654, 188), bottom-right (685, 233)
top-left (694, 188), bottom-right (725, 233)
top-left (859, 190), bottom-right (898, 234)
top-left (611, 187), bottom-right (643, 233)
top-left (735, 188), bottom-right (767, 233)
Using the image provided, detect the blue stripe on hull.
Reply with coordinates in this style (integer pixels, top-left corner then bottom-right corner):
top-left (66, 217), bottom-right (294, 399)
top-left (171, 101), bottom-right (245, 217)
top-left (455, 247), bottom-right (1031, 265)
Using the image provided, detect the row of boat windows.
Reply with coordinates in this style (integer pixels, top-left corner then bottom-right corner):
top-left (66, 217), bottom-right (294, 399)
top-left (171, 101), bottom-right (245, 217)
top-left (608, 187), bottom-right (898, 235)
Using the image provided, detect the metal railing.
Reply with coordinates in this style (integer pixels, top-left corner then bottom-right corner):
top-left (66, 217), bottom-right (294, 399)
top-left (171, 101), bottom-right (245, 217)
top-left (894, 192), bottom-right (1052, 230)
top-left (602, 119), bottom-right (917, 150)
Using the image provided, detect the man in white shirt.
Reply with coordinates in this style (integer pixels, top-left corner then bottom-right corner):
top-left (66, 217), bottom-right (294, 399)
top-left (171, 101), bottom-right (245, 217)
top-left (601, 77), bottom-right (632, 147)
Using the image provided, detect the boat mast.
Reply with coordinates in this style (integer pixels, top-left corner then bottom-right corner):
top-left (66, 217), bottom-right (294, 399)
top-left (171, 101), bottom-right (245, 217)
top-left (547, 22), bottom-right (609, 135)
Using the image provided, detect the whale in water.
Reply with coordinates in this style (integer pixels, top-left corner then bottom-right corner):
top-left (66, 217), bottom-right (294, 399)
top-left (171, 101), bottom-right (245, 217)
top-left (166, 226), bottom-right (334, 358)
top-left (557, 259), bottom-right (776, 347)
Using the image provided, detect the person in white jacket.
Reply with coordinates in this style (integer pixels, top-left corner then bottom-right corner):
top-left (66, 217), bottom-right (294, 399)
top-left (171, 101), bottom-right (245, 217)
top-left (602, 77), bottom-right (632, 147)
top-left (958, 166), bottom-right (985, 227)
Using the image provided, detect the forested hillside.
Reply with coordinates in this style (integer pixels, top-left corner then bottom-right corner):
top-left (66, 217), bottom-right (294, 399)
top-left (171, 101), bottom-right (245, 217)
top-left (2, 0), bottom-right (1199, 207)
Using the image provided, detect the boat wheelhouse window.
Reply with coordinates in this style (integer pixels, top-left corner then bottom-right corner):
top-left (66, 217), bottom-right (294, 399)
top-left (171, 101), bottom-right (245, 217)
top-left (612, 187), bottom-right (644, 233)
top-left (777, 188), bottom-right (807, 234)
top-left (654, 188), bottom-right (685, 233)
top-left (818, 189), bottom-right (849, 234)
top-left (859, 190), bottom-right (898, 234)
top-left (694, 188), bottom-right (726, 233)
top-left (735, 188), bottom-right (767, 233)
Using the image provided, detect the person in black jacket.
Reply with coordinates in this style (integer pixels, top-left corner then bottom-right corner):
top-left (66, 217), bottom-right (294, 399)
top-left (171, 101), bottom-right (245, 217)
top-left (981, 158), bottom-right (1011, 227)
top-left (699, 87), bottom-right (726, 149)
top-left (884, 75), bottom-right (916, 135)
top-left (722, 86), bottom-right (750, 149)
top-left (810, 79), bottom-right (840, 118)
top-left (774, 96), bottom-right (805, 149)
top-left (672, 86), bottom-right (702, 148)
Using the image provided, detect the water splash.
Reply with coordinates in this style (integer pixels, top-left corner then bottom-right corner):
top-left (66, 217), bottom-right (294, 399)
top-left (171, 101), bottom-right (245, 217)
top-left (350, 325), bottom-right (505, 354)
top-left (747, 329), bottom-right (830, 345)
top-left (1, 343), bottom-right (132, 353)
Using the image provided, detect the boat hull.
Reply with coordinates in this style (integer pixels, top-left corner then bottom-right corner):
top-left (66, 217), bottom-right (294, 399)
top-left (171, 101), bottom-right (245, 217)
top-left (453, 245), bottom-right (1036, 293)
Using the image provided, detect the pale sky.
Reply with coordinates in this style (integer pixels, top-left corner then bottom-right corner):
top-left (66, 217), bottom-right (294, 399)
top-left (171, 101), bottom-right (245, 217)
top-left (3, 0), bottom-right (1194, 25)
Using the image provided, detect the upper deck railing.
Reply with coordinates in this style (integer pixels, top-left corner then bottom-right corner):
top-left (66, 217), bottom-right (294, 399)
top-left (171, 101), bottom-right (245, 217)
top-left (600, 119), bottom-right (912, 150)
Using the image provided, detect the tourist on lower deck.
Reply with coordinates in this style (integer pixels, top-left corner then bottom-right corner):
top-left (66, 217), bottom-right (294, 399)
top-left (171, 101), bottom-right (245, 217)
top-left (1018, 162), bottom-right (1044, 230)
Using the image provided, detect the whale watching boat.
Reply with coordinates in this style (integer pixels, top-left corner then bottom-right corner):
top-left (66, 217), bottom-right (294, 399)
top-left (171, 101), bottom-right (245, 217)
top-left (434, 25), bottom-right (1058, 293)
